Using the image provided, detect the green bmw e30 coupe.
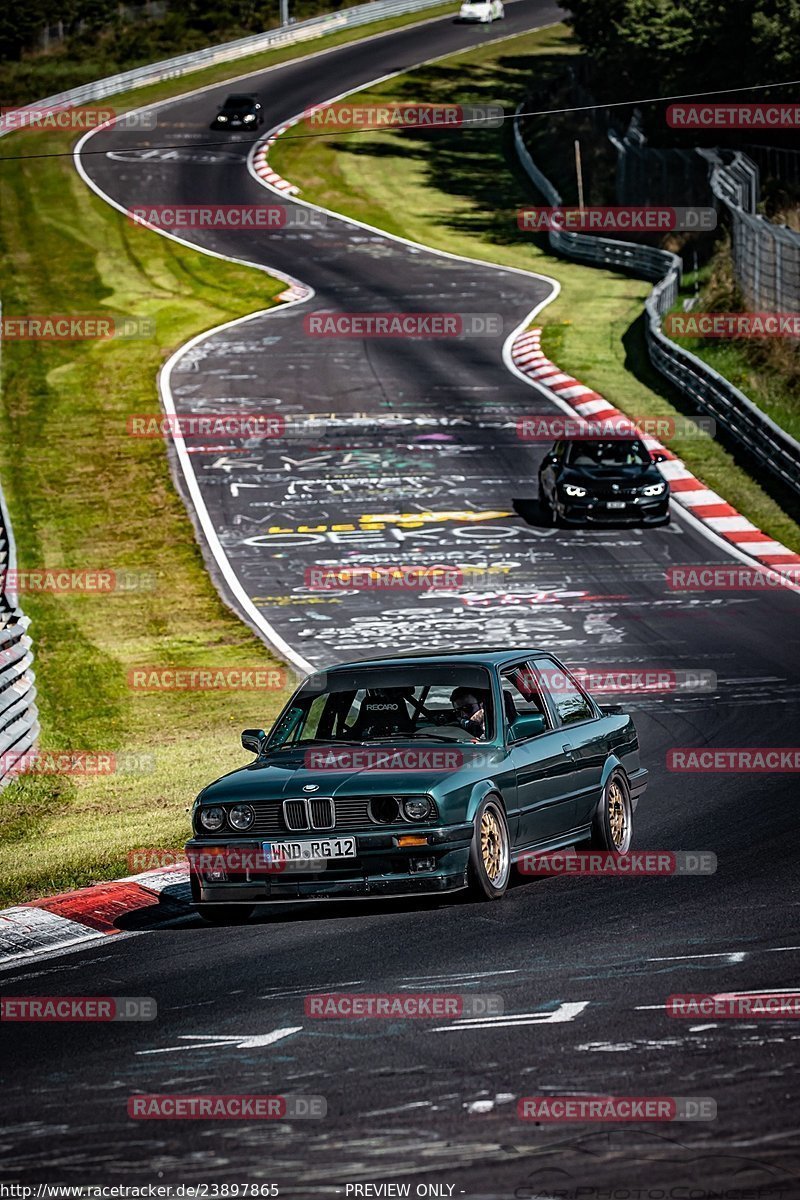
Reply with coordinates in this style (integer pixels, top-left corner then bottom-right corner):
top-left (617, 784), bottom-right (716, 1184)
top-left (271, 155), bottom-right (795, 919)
top-left (186, 648), bottom-right (649, 922)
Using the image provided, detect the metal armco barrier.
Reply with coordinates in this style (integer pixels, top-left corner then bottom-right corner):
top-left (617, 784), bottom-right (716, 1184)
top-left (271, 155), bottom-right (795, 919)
top-left (0, 0), bottom-right (448, 136)
top-left (514, 106), bottom-right (800, 499)
top-left (0, 481), bottom-right (40, 790)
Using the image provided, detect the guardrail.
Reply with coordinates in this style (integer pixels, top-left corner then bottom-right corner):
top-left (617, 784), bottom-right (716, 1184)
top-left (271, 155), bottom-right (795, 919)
top-left (0, 0), bottom-right (449, 135)
top-left (513, 105), bottom-right (800, 499)
top-left (0, 474), bottom-right (40, 791)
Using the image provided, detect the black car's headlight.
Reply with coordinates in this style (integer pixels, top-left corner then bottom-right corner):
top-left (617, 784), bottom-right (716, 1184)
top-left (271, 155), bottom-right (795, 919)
top-left (402, 796), bottom-right (433, 821)
top-left (642, 481), bottom-right (667, 497)
top-left (243, 113), bottom-right (256, 122)
top-left (563, 483), bottom-right (587, 498)
top-left (228, 804), bottom-right (255, 831)
top-left (217, 114), bottom-right (228, 122)
top-left (199, 806), bottom-right (226, 832)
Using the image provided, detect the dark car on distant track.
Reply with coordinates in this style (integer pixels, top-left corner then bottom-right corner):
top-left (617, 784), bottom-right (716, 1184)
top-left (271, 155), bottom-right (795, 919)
top-left (211, 93), bottom-right (263, 130)
top-left (538, 437), bottom-right (670, 526)
top-left (186, 649), bottom-right (649, 922)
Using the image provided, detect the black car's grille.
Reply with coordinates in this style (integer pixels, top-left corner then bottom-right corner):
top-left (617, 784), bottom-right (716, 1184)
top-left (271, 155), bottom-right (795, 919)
top-left (588, 484), bottom-right (641, 498)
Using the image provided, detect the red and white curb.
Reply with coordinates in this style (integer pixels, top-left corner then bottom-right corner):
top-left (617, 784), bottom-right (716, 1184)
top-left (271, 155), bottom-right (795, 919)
top-left (0, 864), bottom-right (191, 964)
top-left (511, 328), bottom-right (800, 577)
top-left (252, 118), bottom-right (302, 196)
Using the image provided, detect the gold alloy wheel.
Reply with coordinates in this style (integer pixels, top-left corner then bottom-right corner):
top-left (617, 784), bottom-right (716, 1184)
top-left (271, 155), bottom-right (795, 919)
top-left (480, 806), bottom-right (506, 883)
top-left (608, 779), bottom-right (628, 848)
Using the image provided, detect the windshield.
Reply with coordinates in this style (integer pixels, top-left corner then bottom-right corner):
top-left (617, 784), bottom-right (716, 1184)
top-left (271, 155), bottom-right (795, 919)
top-left (267, 664), bottom-right (495, 748)
top-left (223, 95), bottom-right (254, 109)
top-left (566, 439), bottom-right (650, 468)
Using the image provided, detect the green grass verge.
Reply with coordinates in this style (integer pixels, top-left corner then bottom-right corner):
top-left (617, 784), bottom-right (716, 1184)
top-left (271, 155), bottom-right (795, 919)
top-left (270, 21), bottom-right (800, 551)
top-left (0, 3), bottom-right (466, 907)
top-left (0, 119), bottom-right (296, 906)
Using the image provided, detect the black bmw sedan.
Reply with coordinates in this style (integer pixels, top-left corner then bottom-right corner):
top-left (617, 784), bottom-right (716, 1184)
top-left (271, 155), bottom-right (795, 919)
top-left (538, 437), bottom-right (671, 526)
top-left (211, 94), bottom-right (263, 130)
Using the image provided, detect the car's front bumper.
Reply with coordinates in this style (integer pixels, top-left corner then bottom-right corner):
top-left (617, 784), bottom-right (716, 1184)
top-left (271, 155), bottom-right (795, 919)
top-left (558, 495), bottom-right (670, 525)
top-left (186, 823), bottom-right (474, 904)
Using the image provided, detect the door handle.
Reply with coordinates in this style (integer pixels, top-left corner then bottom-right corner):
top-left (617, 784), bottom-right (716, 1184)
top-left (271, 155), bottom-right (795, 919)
top-left (562, 743), bottom-right (574, 758)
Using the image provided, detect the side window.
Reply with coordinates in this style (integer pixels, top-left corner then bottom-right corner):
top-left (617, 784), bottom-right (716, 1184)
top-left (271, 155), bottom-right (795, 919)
top-left (535, 658), bottom-right (594, 726)
top-left (500, 662), bottom-right (551, 734)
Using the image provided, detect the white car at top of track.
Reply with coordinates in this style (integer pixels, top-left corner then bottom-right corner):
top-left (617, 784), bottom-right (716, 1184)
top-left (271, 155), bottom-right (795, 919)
top-left (458, 0), bottom-right (504, 21)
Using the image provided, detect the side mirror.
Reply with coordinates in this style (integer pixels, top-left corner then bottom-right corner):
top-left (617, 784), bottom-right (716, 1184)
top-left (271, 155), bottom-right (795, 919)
top-left (508, 713), bottom-right (547, 742)
top-left (241, 728), bottom-right (266, 755)
top-left (545, 454), bottom-right (558, 466)
top-left (651, 451), bottom-right (668, 464)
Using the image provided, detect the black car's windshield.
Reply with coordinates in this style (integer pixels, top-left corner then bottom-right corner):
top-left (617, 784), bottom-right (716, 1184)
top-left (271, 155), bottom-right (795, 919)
top-left (566, 439), bottom-right (650, 468)
top-left (267, 664), bottom-right (495, 748)
top-left (222, 95), bottom-right (255, 109)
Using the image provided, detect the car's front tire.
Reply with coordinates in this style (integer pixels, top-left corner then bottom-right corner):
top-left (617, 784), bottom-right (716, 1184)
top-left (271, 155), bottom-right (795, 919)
top-left (196, 904), bottom-right (254, 925)
top-left (588, 770), bottom-right (633, 852)
top-left (468, 796), bottom-right (511, 899)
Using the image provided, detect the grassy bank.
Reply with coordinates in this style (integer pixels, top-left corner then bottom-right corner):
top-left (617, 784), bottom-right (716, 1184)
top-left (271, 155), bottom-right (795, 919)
top-left (270, 21), bottom-right (800, 551)
top-left (0, 113), bottom-right (299, 905)
top-left (670, 240), bottom-right (800, 445)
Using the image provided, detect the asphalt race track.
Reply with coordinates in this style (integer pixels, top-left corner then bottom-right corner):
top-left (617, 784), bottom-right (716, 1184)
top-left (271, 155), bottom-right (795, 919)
top-left (1, 0), bottom-right (799, 1193)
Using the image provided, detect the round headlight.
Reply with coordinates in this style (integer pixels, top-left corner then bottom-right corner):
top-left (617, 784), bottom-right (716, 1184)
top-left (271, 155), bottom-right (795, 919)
top-left (228, 803), bottom-right (255, 831)
top-left (199, 806), bottom-right (225, 832)
top-left (403, 797), bottom-right (431, 821)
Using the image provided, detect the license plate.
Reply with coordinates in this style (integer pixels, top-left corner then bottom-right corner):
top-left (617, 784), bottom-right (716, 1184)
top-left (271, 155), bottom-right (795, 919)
top-left (263, 837), bottom-right (357, 863)
top-left (606, 500), bottom-right (626, 509)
